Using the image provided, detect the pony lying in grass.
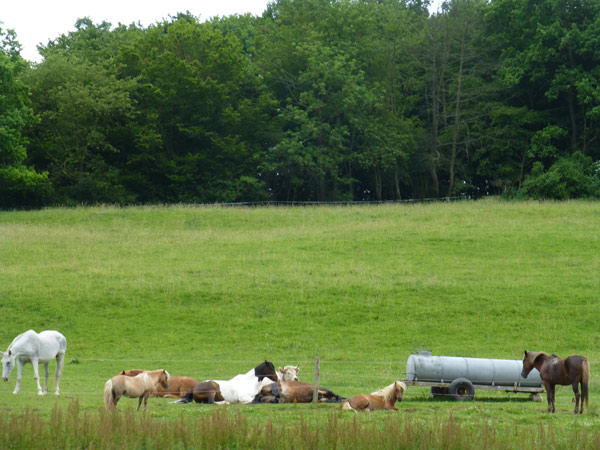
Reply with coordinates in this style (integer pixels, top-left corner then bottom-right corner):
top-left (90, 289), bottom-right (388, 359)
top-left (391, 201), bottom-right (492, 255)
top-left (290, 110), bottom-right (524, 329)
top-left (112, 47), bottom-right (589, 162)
top-left (521, 351), bottom-right (590, 414)
top-left (119, 369), bottom-right (198, 398)
top-left (1, 330), bottom-right (67, 395)
top-left (174, 380), bottom-right (225, 404)
top-left (177, 360), bottom-right (278, 405)
top-left (342, 381), bottom-right (406, 412)
top-left (253, 380), bottom-right (344, 403)
top-left (104, 369), bottom-right (170, 411)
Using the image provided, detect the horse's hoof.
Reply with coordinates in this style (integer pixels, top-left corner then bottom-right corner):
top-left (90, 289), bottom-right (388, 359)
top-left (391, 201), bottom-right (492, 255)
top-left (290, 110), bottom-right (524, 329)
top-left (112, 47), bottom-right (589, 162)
top-left (12, 391), bottom-right (18, 395)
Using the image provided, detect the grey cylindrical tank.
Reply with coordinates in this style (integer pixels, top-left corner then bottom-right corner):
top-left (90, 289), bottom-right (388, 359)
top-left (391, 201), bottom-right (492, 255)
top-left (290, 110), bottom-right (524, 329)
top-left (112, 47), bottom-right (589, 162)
top-left (406, 350), bottom-right (542, 387)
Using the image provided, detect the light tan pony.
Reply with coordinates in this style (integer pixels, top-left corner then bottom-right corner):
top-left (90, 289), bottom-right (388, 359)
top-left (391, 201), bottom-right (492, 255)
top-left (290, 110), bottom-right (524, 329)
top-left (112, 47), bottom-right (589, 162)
top-left (119, 369), bottom-right (198, 398)
top-left (104, 369), bottom-right (169, 411)
top-left (342, 381), bottom-right (406, 412)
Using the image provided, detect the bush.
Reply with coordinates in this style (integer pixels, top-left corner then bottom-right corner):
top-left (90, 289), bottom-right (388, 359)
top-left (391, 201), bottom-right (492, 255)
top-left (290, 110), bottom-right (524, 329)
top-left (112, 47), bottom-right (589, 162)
top-left (0, 165), bottom-right (52, 209)
top-left (518, 152), bottom-right (600, 200)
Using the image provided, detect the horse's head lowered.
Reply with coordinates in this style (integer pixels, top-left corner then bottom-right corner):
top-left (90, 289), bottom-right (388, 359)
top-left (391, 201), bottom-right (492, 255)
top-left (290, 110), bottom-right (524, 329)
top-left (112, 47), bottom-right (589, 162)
top-left (158, 369), bottom-right (170, 389)
top-left (255, 361), bottom-right (278, 383)
top-left (521, 351), bottom-right (548, 378)
top-left (1, 350), bottom-right (15, 381)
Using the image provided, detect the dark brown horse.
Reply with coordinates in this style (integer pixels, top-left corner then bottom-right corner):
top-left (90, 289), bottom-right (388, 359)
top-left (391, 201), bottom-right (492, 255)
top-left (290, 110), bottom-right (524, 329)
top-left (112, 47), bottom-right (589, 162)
top-left (253, 380), bottom-right (344, 403)
top-left (342, 381), bottom-right (406, 412)
top-left (521, 351), bottom-right (590, 414)
top-left (119, 369), bottom-right (199, 398)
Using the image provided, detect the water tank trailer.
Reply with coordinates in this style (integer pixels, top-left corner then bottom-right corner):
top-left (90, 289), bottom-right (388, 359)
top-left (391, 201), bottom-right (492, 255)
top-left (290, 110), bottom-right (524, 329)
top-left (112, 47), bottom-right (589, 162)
top-left (405, 350), bottom-right (544, 401)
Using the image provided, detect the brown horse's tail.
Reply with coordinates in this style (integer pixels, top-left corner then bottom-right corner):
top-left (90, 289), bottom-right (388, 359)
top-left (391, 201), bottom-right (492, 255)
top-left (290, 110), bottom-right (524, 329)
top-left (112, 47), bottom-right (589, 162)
top-left (104, 379), bottom-right (114, 411)
top-left (582, 358), bottom-right (590, 408)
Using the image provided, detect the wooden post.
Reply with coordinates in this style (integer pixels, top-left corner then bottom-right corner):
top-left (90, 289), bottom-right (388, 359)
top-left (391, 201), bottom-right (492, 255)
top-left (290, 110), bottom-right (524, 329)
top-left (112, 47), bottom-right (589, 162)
top-left (313, 356), bottom-right (320, 404)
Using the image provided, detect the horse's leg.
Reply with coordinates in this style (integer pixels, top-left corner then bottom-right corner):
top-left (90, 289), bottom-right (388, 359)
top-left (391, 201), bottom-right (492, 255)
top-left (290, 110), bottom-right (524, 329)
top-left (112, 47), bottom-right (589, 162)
top-left (572, 381), bottom-right (581, 414)
top-left (137, 395), bottom-right (144, 411)
top-left (13, 359), bottom-right (25, 394)
top-left (543, 382), bottom-right (553, 413)
top-left (550, 384), bottom-right (556, 413)
top-left (43, 363), bottom-right (49, 394)
top-left (31, 357), bottom-right (44, 395)
top-left (143, 392), bottom-right (150, 412)
top-left (54, 354), bottom-right (65, 395)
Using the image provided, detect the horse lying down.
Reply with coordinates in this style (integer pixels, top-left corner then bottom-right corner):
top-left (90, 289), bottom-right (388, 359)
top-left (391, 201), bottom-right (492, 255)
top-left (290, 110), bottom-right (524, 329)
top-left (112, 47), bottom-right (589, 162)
top-left (342, 381), bottom-right (405, 412)
top-left (175, 360), bottom-right (279, 405)
top-left (253, 380), bottom-right (344, 403)
top-left (119, 369), bottom-right (198, 398)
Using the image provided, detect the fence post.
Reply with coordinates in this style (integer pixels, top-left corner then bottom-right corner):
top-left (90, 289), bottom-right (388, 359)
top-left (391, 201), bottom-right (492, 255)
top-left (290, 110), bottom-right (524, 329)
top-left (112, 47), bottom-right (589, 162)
top-left (313, 356), bottom-right (320, 404)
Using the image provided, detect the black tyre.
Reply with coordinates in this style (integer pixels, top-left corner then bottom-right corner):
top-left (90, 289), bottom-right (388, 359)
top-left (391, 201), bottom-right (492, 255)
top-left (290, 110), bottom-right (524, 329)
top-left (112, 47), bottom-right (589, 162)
top-left (448, 378), bottom-right (475, 401)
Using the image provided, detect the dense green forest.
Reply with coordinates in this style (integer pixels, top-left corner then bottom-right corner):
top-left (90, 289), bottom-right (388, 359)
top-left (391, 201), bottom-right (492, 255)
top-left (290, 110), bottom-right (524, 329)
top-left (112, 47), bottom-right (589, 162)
top-left (2, 0), bottom-right (600, 207)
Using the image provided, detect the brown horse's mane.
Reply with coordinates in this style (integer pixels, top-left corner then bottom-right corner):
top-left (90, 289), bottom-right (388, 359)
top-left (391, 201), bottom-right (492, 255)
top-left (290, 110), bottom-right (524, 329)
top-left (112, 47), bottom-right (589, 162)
top-left (370, 381), bottom-right (405, 402)
top-left (524, 351), bottom-right (552, 364)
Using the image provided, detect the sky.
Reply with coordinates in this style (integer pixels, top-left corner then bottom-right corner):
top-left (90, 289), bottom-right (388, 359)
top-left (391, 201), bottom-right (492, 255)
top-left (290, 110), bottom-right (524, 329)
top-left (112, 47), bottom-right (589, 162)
top-left (1, 0), bottom-right (271, 62)
top-left (2, 0), bottom-right (443, 63)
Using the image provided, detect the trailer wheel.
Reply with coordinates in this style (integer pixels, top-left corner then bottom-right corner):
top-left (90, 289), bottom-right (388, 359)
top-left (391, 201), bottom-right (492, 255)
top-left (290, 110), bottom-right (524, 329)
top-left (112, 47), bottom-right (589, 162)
top-left (448, 378), bottom-right (475, 401)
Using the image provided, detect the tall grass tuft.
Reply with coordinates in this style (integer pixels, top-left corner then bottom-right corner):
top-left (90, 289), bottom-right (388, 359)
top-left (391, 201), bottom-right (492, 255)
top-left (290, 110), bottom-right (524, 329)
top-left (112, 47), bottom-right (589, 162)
top-left (1, 402), bottom-right (599, 449)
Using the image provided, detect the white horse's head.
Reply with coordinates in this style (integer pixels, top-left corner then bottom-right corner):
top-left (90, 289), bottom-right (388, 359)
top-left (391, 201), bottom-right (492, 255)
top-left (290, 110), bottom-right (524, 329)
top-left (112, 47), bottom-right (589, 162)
top-left (277, 365), bottom-right (300, 382)
top-left (1, 350), bottom-right (15, 381)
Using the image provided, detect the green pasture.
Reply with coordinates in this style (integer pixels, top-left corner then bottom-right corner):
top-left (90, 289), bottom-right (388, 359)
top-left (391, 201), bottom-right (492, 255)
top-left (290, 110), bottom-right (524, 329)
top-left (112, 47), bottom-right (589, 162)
top-left (1, 199), bottom-right (599, 447)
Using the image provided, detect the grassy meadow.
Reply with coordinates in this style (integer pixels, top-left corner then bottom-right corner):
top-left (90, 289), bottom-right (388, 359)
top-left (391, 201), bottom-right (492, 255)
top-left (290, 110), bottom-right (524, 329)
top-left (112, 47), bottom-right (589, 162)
top-left (1, 199), bottom-right (599, 448)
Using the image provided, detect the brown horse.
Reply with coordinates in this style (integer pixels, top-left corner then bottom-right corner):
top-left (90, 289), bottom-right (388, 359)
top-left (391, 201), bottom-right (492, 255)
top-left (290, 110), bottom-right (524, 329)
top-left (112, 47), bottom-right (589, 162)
top-left (342, 381), bottom-right (406, 412)
top-left (104, 369), bottom-right (170, 411)
top-left (176, 381), bottom-right (225, 404)
top-left (253, 380), bottom-right (344, 403)
top-left (521, 351), bottom-right (590, 414)
top-left (119, 370), bottom-right (198, 398)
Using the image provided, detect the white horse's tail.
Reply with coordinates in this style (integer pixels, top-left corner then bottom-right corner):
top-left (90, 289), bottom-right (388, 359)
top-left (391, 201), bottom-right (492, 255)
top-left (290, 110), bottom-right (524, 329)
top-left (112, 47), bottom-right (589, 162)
top-left (104, 379), bottom-right (114, 411)
top-left (341, 401), bottom-right (353, 411)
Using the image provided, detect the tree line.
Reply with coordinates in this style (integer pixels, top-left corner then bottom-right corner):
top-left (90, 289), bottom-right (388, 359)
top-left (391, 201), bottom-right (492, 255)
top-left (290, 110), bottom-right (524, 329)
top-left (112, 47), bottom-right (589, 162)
top-left (2, 0), bottom-right (600, 208)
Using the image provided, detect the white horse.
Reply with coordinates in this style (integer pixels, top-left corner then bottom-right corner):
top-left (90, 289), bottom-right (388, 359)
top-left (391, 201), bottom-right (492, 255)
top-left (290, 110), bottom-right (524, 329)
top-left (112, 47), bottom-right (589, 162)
top-left (210, 360), bottom-right (278, 404)
top-left (1, 330), bottom-right (67, 395)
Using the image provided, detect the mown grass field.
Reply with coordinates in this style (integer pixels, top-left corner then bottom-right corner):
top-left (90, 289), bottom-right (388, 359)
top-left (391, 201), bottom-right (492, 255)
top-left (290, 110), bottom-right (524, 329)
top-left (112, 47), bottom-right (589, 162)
top-left (1, 199), bottom-right (599, 448)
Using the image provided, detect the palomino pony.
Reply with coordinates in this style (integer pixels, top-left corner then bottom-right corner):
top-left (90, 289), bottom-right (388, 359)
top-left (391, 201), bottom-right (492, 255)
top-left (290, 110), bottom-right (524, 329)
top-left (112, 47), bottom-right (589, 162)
top-left (342, 381), bottom-right (406, 412)
top-left (119, 369), bottom-right (198, 398)
top-left (1, 330), bottom-right (67, 395)
top-left (104, 369), bottom-right (170, 411)
top-left (178, 360), bottom-right (278, 405)
top-left (254, 380), bottom-right (344, 403)
top-left (522, 351), bottom-right (590, 414)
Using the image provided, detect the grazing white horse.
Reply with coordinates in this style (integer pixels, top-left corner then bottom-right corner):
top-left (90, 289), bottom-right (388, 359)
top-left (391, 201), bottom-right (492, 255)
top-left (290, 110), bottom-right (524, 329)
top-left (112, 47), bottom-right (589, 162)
top-left (211, 360), bottom-right (278, 404)
top-left (1, 330), bottom-right (67, 395)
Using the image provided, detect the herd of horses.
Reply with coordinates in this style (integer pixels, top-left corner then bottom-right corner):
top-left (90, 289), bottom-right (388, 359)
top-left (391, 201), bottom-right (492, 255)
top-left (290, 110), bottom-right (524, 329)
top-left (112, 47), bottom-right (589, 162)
top-left (105, 361), bottom-right (406, 412)
top-left (0, 330), bottom-right (592, 414)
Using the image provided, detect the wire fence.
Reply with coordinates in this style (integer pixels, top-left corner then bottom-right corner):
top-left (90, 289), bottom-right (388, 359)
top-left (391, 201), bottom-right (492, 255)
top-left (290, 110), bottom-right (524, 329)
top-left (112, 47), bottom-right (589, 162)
top-left (1, 357), bottom-right (599, 399)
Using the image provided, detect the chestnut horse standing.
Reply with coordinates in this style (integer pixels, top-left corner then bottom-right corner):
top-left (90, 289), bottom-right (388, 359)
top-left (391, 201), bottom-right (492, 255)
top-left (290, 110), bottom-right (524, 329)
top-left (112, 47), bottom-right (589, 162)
top-left (521, 351), bottom-right (590, 414)
top-left (120, 369), bottom-right (198, 398)
top-left (104, 369), bottom-right (170, 411)
top-left (342, 381), bottom-right (406, 412)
